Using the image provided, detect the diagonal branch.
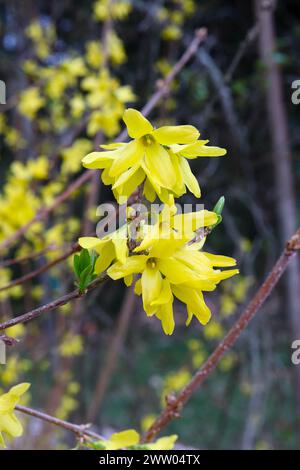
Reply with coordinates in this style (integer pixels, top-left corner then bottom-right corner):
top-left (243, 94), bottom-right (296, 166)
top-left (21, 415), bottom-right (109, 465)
top-left (0, 273), bottom-right (108, 332)
top-left (142, 228), bottom-right (300, 442)
top-left (15, 405), bottom-right (102, 441)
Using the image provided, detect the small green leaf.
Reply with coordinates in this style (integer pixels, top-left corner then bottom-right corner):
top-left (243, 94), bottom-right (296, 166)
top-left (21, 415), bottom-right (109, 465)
top-left (213, 196), bottom-right (225, 216)
top-left (79, 249), bottom-right (91, 272)
top-left (86, 440), bottom-right (106, 450)
top-left (73, 254), bottom-right (80, 279)
top-left (79, 265), bottom-right (93, 293)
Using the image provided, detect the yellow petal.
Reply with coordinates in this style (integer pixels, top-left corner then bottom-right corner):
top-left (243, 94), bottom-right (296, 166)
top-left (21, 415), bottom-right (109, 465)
top-left (100, 143), bottom-right (125, 150)
top-left (113, 167), bottom-right (145, 199)
top-left (109, 139), bottom-right (144, 177)
top-left (149, 235), bottom-right (187, 259)
top-left (179, 157), bottom-right (200, 197)
top-left (134, 278), bottom-right (142, 295)
top-left (141, 265), bottom-right (162, 316)
top-left (150, 435), bottom-right (178, 450)
top-left (107, 255), bottom-right (148, 279)
top-left (158, 257), bottom-right (202, 284)
top-left (152, 125), bottom-right (199, 145)
top-left (82, 151), bottom-right (115, 169)
top-left (123, 108), bottom-right (153, 139)
top-left (202, 252), bottom-right (237, 267)
top-left (212, 269), bottom-right (239, 282)
top-left (9, 383), bottom-right (30, 397)
top-left (143, 178), bottom-right (157, 202)
top-left (0, 431), bottom-right (6, 448)
top-left (101, 166), bottom-right (114, 185)
top-left (172, 210), bottom-right (217, 234)
top-left (157, 300), bottom-right (175, 335)
top-left (168, 151), bottom-right (185, 195)
top-left (78, 237), bottom-right (102, 250)
top-left (175, 141), bottom-right (227, 159)
top-left (0, 413), bottom-right (23, 438)
top-left (106, 429), bottom-right (140, 450)
top-left (144, 142), bottom-right (176, 189)
top-left (0, 383), bottom-right (30, 413)
top-left (134, 223), bottom-right (160, 253)
top-left (171, 285), bottom-right (211, 325)
top-left (124, 275), bottom-right (133, 286)
top-left (94, 243), bottom-right (115, 274)
top-left (111, 226), bottom-right (128, 264)
top-left (151, 279), bottom-right (172, 306)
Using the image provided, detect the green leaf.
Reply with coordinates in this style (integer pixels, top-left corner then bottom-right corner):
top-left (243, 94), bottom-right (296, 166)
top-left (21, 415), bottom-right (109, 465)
top-left (79, 265), bottom-right (93, 293)
top-left (73, 253), bottom-right (80, 279)
top-left (73, 248), bottom-right (99, 292)
top-left (213, 196), bottom-right (225, 216)
top-left (78, 248), bottom-right (91, 272)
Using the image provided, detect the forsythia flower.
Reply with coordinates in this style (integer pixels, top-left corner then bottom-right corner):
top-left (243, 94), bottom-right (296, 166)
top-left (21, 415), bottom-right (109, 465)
top-left (79, 225), bottom-right (129, 275)
top-left (0, 383), bottom-right (30, 448)
top-left (82, 108), bottom-right (226, 203)
top-left (91, 429), bottom-right (177, 450)
top-left (79, 206), bottom-right (238, 334)
top-left (105, 209), bottom-right (237, 334)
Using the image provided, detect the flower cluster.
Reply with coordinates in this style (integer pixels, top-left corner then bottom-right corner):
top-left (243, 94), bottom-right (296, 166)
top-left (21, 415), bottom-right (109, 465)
top-left (79, 108), bottom-right (238, 335)
top-left (82, 109), bottom-right (226, 204)
top-left (79, 205), bottom-right (238, 334)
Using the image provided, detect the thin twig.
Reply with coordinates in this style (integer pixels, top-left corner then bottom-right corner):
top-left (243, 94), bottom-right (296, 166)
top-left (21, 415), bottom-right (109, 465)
top-left (15, 405), bottom-right (102, 441)
top-left (0, 244), bottom-right (58, 268)
top-left (0, 243), bottom-right (80, 293)
top-left (142, 228), bottom-right (300, 442)
top-left (0, 334), bottom-right (19, 346)
top-left (0, 273), bottom-right (108, 332)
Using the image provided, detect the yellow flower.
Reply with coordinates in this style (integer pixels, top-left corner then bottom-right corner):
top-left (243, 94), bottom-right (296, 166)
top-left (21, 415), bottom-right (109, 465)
top-left (86, 41), bottom-right (104, 68)
top-left (106, 209), bottom-right (238, 335)
top-left (59, 334), bottom-right (83, 357)
top-left (93, 428), bottom-right (177, 450)
top-left (82, 108), bottom-right (226, 203)
top-left (79, 225), bottom-right (129, 275)
top-left (104, 430), bottom-right (140, 450)
top-left (162, 25), bottom-right (182, 41)
top-left (148, 434), bottom-right (178, 450)
top-left (0, 383), bottom-right (30, 448)
top-left (18, 87), bottom-right (45, 119)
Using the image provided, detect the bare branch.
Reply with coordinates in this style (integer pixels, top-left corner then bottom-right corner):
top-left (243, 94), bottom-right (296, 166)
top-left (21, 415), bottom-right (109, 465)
top-left (0, 243), bottom-right (80, 293)
top-left (0, 273), bottom-right (108, 332)
top-left (15, 405), bottom-right (102, 441)
top-left (0, 334), bottom-right (19, 346)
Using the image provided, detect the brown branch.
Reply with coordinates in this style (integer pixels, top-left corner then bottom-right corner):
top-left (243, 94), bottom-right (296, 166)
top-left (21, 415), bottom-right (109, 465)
top-left (15, 405), bottom-right (102, 441)
top-left (0, 244), bottom-right (59, 268)
top-left (0, 273), bottom-right (108, 332)
top-left (142, 228), bottom-right (300, 442)
top-left (0, 242), bottom-right (80, 293)
top-left (0, 334), bottom-right (19, 346)
top-left (118, 28), bottom-right (207, 141)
